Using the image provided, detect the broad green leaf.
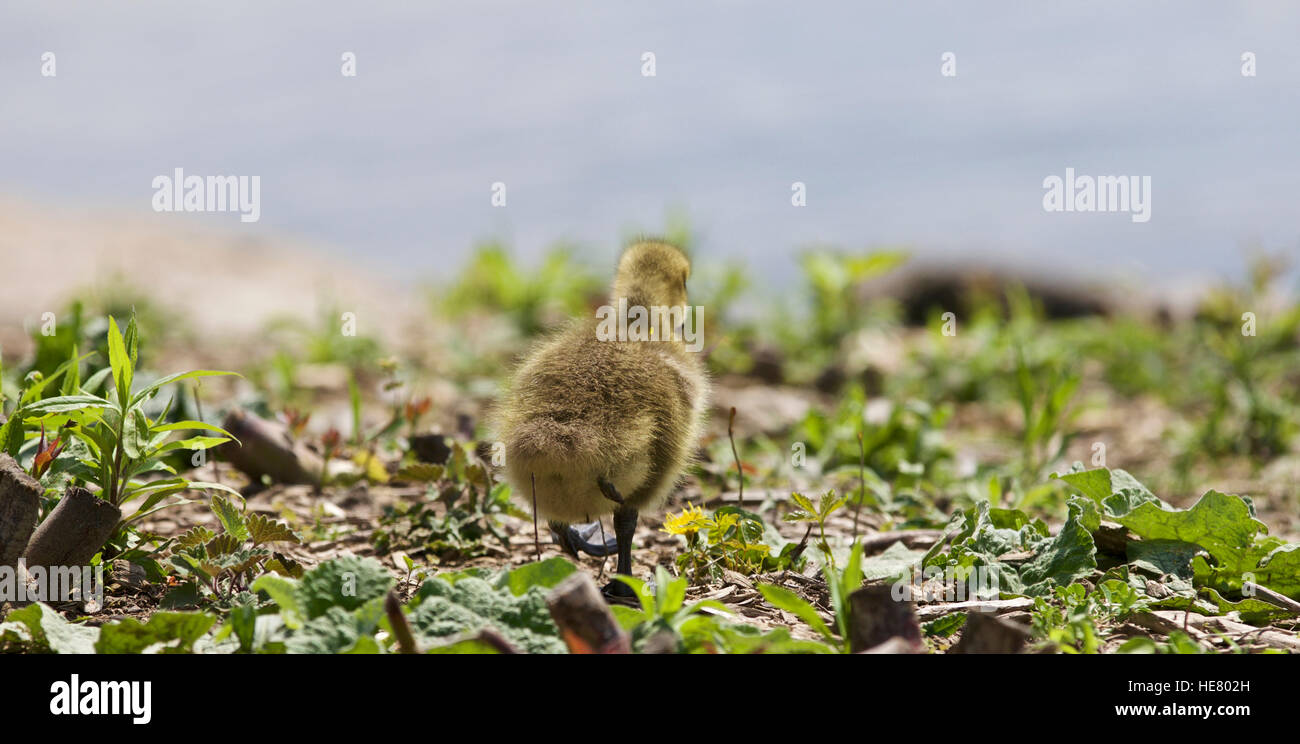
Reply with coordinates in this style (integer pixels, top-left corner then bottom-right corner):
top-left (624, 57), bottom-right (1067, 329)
top-left (655, 565), bottom-right (687, 616)
top-left (1020, 500), bottom-right (1098, 594)
top-left (94, 612), bottom-right (216, 654)
top-left (298, 556), bottom-right (393, 618)
top-left (1254, 543), bottom-right (1300, 599)
top-left (107, 316), bottom-right (133, 404)
top-left (612, 574), bottom-right (655, 615)
top-left (250, 574), bottom-right (306, 629)
top-left (499, 557), bottom-right (576, 596)
top-left (247, 513), bottom-right (300, 546)
top-left (130, 370), bottom-right (238, 408)
top-left (0, 602), bottom-right (99, 653)
top-left (757, 583), bottom-right (832, 641)
top-left (409, 577), bottom-right (564, 654)
top-left (211, 494), bottom-right (250, 542)
top-left (1115, 490), bottom-right (1265, 580)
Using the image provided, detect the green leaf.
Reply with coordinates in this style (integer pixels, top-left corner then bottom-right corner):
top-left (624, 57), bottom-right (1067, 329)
top-left (498, 557), bottom-right (576, 596)
top-left (1020, 500), bottom-right (1098, 594)
top-left (612, 575), bottom-right (655, 615)
top-left (129, 370), bottom-right (238, 408)
top-left (409, 577), bottom-right (565, 654)
top-left (107, 316), bottom-right (133, 404)
top-left (209, 494), bottom-right (250, 542)
top-left (123, 314), bottom-right (139, 371)
top-left (251, 574), bottom-right (306, 629)
top-left (94, 612), bottom-right (216, 654)
top-left (298, 556), bottom-right (394, 618)
top-left (151, 419), bottom-right (239, 440)
top-left (60, 345), bottom-right (81, 397)
top-left (1115, 490), bottom-right (1265, 582)
top-left (1254, 544), bottom-right (1300, 599)
top-left (0, 602), bottom-right (100, 653)
top-left (286, 598), bottom-right (386, 654)
top-left (655, 565), bottom-right (687, 616)
top-left (247, 513), bottom-right (300, 546)
top-left (20, 394), bottom-right (112, 415)
top-left (757, 583), bottom-right (832, 642)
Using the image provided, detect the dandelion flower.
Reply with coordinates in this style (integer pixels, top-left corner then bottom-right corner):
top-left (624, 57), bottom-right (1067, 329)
top-left (661, 504), bottom-right (709, 535)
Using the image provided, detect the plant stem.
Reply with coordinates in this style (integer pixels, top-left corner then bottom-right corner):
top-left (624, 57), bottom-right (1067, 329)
top-left (855, 430), bottom-right (865, 542)
top-left (728, 407), bottom-right (743, 507)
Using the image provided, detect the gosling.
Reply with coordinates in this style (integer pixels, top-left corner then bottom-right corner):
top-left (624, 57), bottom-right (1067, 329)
top-left (495, 241), bottom-right (709, 595)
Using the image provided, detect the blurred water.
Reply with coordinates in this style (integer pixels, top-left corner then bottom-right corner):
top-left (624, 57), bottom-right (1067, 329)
top-left (1, 1), bottom-right (1297, 289)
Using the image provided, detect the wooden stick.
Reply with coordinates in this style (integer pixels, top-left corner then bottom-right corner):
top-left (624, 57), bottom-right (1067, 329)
top-left (951, 610), bottom-right (1030, 654)
top-left (1243, 582), bottom-right (1300, 614)
top-left (385, 590), bottom-right (419, 654)
top-left (0, 454), bottom-right (41, 568)
top-left (546, 572), bottom-right (630, 654)
top-left (218, 408), bottom-right (324, 486)
top-left (23, 486), bottom-right (121, 570)
top-left (847, 585), bottom-right (922, 653)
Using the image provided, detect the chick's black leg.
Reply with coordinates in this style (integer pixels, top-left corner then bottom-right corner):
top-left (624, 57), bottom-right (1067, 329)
top-left (603, 506), bottom-right (639, 598)
top-left (549, 520), bottom-right (618, 557)
top-left (594, 477), bottom-right (639, 598)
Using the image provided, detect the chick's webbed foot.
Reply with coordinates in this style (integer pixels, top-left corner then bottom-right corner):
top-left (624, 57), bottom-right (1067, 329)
top-left (550, 520), bottom-right (618, 557)
top-left (602, 578), bottom-right (637, 599)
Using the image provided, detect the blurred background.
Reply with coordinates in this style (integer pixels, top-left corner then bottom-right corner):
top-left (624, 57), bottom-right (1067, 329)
top-left (1, 0), bottom-right (1297, 292)
top-left (0, 2), bottom-right (1297, 524)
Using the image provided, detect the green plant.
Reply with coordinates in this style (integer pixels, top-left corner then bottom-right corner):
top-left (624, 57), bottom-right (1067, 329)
top-left (167, 495), bottom-right (302, 603)
top-left (783, 490), bottom-right (846, 569)
top-left (438, 242), bottom-right (603, 337)
top-left (757, 541), bottom-right (866, 653)
top-left (372, 443), bottom-right (526, 560)
top-left (1030, 584), bottom-right (1103, 653)
top-left (663, 503), bottom-right (806, 581)
top-left (1013, 343), bottom-right (1081, 479)
top-left (15, 316), bottom-right (241, 538)
top-left (612, 566), bottom-right (731, 652)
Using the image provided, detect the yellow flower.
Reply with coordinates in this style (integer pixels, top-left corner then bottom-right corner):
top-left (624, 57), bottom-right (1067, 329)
top-left (661, 504), bottom-right (709, 535)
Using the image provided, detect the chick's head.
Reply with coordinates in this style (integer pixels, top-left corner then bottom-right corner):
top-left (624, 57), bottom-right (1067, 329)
top-left (612, 240), bottom-right (691, 308)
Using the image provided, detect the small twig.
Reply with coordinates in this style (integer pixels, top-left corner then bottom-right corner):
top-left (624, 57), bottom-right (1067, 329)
top-left (854, 430), bottom-right (865, 542)
top-left (787, 524), bottom-right (814, 566)
top-left (596, 518), bottom-right (608, 582)
top-left (531, 473), bottom-right (541, 562)
top-left (385, 590), bottom-right (418, 654)
top-left (1243, 582), bottom-right (1300, 614)
top-left (728, 407), bottom-right (743, 507)
top-left (475, 628), bottom-right (522, 654)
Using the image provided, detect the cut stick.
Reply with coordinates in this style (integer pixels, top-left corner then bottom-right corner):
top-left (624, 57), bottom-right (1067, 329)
top-left (1242, 582), bottom-right (1300, 615)
top-left (546, 572), bottom-right (631, 654)
top-left (951, 610), bottom-right (1031, 654)
top-left (23, 486), bottom-right (121, 571)
top-left (385, 590), bottom-right (419, 654)
top-left (915, 597), bottom-right (1035, 621)
top-left (847, 585), bottom-right (923, 653)
top-left (0, 453), bottom-right (42, 568)
top-left (219, 408), bottom-right (324, 486)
